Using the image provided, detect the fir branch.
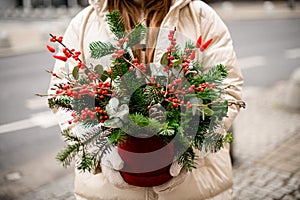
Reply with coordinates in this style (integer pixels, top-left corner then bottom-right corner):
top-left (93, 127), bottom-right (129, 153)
top-left (202, 131), bottom-right (224, 153)
top-left (56, 129), bottom-right (81, 167)
top-left (202, 64), bottom-right (228, 83)
top-left (56, 143), bottom-right (80, 167)
top-left (89, 41), bottom-right (115, 59)
top-left (48, 96), bottom-right (73, 110)
top-left (106, 10), bottom-right (125, 39)
top-left (108, 129), bottom-right (127, 145)
top-left (178, 147), bottom-right (196, 171)
top-left (77, 149), bottom-right (95, 172)
top-left (126, 22), bottom-right (147, 47)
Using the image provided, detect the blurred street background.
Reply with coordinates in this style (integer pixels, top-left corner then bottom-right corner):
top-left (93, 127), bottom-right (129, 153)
top-left (0, 0), bottom-right (300, 199)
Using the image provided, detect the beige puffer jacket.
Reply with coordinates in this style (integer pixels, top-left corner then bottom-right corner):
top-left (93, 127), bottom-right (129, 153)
top-left (49, 0), bottom-right (243, 199)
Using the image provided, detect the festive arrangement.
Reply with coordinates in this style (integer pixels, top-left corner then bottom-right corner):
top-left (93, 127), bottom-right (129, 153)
top-left (40, 11), bottom-right (244, 186)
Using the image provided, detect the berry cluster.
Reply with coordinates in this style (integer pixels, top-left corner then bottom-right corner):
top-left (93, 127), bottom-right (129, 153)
top-left (48, 34), bottom-right (85, 69)
top-left (47, 34), bottom-right (113, 124)
top-left (112, 38), bottom-right (128, 58)
top-left (163, 29), bottom-right (177, 73)
top-left (131, 58), bottom-right (147, 73)
top-left (71, 106), bottom-right (109, 123)
top-left (158, 29), bottom-right (215, 111)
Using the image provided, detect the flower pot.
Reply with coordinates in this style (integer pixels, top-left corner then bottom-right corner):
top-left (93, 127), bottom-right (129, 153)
top-left (118, 135), bottom-right (174, 187)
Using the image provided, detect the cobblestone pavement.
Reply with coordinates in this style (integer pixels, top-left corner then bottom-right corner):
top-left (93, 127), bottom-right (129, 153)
top-left (233, 132), bottom-right (300, 200)
top-left (232, 83), bottom-right (300, 200)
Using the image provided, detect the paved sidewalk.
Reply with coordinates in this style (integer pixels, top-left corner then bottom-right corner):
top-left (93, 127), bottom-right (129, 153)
top-left (233, 84), bottom-right (300, 200)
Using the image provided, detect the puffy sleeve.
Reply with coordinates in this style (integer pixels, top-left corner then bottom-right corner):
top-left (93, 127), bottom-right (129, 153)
top-left (199, 3), bottom-right (244, 131)
top-left (47, 7), bottom-right (91, 132)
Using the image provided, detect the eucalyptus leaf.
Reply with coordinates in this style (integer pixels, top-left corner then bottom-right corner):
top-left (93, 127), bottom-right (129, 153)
top-left (106, 97), bottom-right (120, 116)
top-left (204, 107), bottom-right (214, 116)
top-left (172, 59), bottom-right (183, 67)
top-left (72, 66), bottom-right (79, 80)
top-left (94, 64), bottom-right (104, 76)
top-left (103, 118), bottom-right (123, 128)
top-left (160, 53), bottom-right (169, 66)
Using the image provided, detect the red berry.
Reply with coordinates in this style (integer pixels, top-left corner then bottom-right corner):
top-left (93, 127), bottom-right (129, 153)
top-left (57, 36), bottom-right (63, 43)
top-left (46, 45), bottom-right (56, 53)
top-left (53, 55), bottom-right (68, 62)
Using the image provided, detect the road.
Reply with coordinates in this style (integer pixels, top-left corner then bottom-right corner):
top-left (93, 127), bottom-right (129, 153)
top-left (0, 51), bottom-right (73, 199)
top-left (229, 18), bottom-right (300, 86)
top-left (0, 17), bottom-right (299, 199)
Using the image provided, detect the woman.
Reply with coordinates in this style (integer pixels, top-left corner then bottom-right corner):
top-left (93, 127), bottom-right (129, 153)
top-left (49, 0), bottom-right (243, 199)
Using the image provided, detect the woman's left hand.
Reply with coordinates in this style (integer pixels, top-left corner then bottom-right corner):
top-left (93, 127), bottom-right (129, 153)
top-left (153, 161), bottom-right (188, 193)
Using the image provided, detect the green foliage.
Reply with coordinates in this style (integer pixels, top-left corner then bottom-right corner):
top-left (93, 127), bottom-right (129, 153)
top-left (108, 129), bottom-right (127, 145)
top-left (106, 10), bottom-right (125, 39)
top-left (94, 64), bottom-right (104, 76)
top-left (127, 22), bottom-right (147, 47)
top-left (160, 53), bottom-right (169, 66)
top-left (224, 132), bottom-right (233, 143)
top-left (89, 41), bottom-right (115, 59)
top-left (48, 10), bottom-right (238, 173)
top-left (178, 147), bottom-right (196, 170)
top-left (56, 126), bottom-right (113, 172)
top-left (125, 113), bottom-right (164, 137)
top-left (202, 64), bottom-right (228, 84)
top-left (56, 129), bottom-right (81, 168)
top-left (48, 96), bottom-right (72, 110)
top-left (77, 151), bottom-right (95, 172)
top-left (184, 41), bottom-right (196, 52)
top-left (72, 66), bottom-right (79, 79)
top-left (110, 55), bottom-right (131, 80)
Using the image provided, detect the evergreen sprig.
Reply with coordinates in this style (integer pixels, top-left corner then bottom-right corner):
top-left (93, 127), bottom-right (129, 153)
top-left (126, 22), bottom-right (147, 47)
top-left (106, 10), bottom-right (125, 39)
top-left (48, 96), bottom-right (72, 110)
top-left (89, 41), bottom-right (115, 59)
top-left (56, 129), bottom-right (81, 168)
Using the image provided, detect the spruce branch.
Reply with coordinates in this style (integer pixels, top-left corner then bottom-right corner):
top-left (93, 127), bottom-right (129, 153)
top-left (56, 143), bottom-right (80, 167)
top-left (178, 147), bottom-right (196, 171)
top-left (48, 96), bottom-right (73, 110)
top-left (106, 10), bottom-right (125, 39)
top-left (126, 22), bottom-right (147, 47)
top-left (89, 41), bottom-right (115, 59)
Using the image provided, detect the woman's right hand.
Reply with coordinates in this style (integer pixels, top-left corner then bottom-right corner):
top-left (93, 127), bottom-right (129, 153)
top-left (100, 146), bottom-right (132, 189)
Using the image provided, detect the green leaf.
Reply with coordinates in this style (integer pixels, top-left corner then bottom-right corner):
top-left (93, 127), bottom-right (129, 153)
top-left (72, 66), bottom-right (79, 80)
top-left (160, 53), bottom-right (169, 66)
top-left (204, 107), bottom-right (214, 116)
top-left (224, 132), bottom-right (233, 143)
top-left (172, 59), bottom-right (183, 67)
top-left (130, 114), bottom-right (150, 127)
top-left (100, 71), bottom-right (109, 82)
top-left (94, 64), bottom-right (104, 76)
